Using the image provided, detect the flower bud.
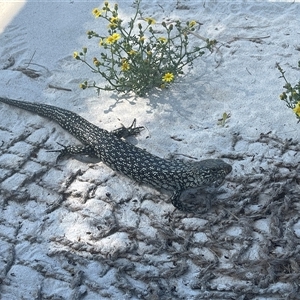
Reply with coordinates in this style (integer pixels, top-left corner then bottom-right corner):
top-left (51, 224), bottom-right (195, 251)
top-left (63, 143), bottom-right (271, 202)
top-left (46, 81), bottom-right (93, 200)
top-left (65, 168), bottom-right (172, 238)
top-left (284, 83), bottom-right (292, 89)
top-left (79, 81), bottom-right (88, 89)
top-left (93, 57), bottom-right (101, 67)
top-left (292, 91), bottom-right (298, 98)
top-left (279, 92), bottom-right (287, 100)
top-left (73, 52), bottom-right (80, 59)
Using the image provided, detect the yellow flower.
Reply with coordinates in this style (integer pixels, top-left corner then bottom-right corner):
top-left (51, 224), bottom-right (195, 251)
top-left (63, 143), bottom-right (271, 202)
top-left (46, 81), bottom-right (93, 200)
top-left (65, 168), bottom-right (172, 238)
top-left (105, 33), bottom-right (121, 44)
top-left (106, 36), bottom-right (115, 44)
top-left (112, 32), bottom-right (121, 41)
top-left (189, 20), bottom-right (197, 27)
top-left (162, 72), bottom-right (174, 82)
top-left (158, 37), bottom-right (167, 43)
top-left (73, 52), bottom-right (80, 59)
top-left (108, 23), bottom-right (117, 29)
top-left (139, 36), bottom-right (146, 42)
top-left (128, 49), bottom-right (137, 55)
top-left (92, 8), bottom-right (102, 18)
top-left (108, 16), bottom-right (119, 28)
top-left (110, 16), bottom-right (119, 23)
top-left (145, 17), bottom-right (156, 25)
top-left (121, 60), bottom-right (130, 71)
top-left (293, 101), bottom-right (300, 116)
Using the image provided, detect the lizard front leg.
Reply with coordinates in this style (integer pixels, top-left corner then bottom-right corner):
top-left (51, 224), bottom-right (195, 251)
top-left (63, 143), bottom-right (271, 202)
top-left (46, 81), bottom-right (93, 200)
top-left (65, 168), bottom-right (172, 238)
top-left (111, 119), bottom-right (144, 139)
top-left (171, 190), bottom-right (194, 212)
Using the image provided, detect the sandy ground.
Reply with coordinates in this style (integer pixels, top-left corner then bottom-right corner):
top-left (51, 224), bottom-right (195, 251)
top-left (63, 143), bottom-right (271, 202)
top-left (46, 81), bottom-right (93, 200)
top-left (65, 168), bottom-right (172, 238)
top-left (0, 1), bottom-right (300, 299)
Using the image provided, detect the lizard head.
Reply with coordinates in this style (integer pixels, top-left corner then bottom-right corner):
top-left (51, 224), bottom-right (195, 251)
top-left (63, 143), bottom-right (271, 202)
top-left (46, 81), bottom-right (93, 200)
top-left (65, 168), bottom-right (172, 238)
top-left (186, 159), bottom-right (232, 188)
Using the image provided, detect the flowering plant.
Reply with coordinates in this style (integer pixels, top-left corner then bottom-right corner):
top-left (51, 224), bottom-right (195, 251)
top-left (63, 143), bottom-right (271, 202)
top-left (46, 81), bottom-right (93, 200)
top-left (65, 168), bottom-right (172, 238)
top-left (277, 61), bottom-right (300, 122)
top-left (74, 0), bottom-right (216, 96)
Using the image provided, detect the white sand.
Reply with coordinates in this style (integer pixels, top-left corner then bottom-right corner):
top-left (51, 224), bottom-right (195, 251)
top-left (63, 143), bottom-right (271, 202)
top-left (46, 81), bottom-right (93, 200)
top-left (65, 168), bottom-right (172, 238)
top-left (0, 1), bottom-right (300, 299)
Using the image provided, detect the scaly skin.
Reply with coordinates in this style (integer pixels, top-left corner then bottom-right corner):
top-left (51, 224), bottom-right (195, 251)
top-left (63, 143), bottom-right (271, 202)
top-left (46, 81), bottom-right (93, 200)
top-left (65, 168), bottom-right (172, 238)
top-left (0, 97), bottom-right (232, 211)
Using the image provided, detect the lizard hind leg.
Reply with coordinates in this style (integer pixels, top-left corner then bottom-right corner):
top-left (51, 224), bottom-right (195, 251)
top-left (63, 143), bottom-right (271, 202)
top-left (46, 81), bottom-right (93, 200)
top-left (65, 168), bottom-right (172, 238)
top-left (111, 119), bottom-right (144, 139)
top-left (47, 142), bottom-right (96, 163)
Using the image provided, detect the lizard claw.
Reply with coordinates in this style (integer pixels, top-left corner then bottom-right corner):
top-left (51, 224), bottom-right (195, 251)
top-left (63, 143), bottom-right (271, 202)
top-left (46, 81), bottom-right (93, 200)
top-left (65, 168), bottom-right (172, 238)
top-left (47, 142), bottom-right (69, 163)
